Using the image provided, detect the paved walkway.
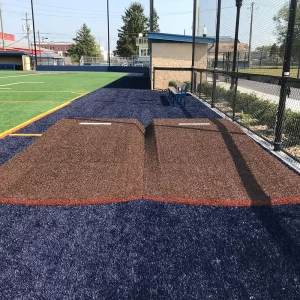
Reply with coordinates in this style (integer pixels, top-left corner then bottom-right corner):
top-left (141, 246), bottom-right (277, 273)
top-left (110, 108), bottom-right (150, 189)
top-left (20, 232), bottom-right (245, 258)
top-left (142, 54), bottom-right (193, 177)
top-left (217, 80), bottom-right (300, 112)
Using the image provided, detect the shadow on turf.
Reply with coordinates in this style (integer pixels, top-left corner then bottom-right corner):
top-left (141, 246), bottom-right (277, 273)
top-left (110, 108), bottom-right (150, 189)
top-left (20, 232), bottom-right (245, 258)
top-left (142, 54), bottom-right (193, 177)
top-left (252, 206), bottom-right (300, 278)
top-left (210, 119), bottom-right (300, 278)
top-left (159, 96), bottom-right (171, 106)
top-left (160, 95), bottom-right (194, 118)
top-left (211, 118), bottom-right (271, 204)
top-left (102, 75), bottom-right (150, 90)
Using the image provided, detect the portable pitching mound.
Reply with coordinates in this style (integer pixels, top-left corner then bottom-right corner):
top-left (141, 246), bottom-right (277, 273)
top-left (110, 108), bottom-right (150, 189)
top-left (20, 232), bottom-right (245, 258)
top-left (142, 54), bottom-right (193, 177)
top-left (0, 118), bottom-right (300, 206)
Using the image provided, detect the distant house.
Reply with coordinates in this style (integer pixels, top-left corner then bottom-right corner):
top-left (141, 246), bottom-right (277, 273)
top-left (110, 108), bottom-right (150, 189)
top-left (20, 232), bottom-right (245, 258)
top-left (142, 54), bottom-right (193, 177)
top-left (135, 36), bottom-right (150, 65)
top-left (35, 42), bottom-right (72, 56)
top-left (208, 36), bottom-right (248, 58)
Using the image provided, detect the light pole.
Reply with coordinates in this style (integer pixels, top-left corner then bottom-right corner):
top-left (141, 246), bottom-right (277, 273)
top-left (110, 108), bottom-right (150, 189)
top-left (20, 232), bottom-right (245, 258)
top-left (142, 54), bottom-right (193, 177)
top-left (107, 0), bottom-right (110, 66)
top-left (30, 0), bottom-right (37, 69)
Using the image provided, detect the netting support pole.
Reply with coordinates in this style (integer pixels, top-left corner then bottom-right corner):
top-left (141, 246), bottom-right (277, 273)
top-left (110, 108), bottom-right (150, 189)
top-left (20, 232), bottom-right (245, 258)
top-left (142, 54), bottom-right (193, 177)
top-left (150, 0), bottom-right (153, 89)
top-left (107, 0), bottom-right (111, 67)
top-left (231, 0), bottom-right (243, 89)
top-left (191, 0), bottom-right (197, 91)
top-left (211, 0), bottom-right (221, 108)
top-left (274, 0), bottom-right (297, 151)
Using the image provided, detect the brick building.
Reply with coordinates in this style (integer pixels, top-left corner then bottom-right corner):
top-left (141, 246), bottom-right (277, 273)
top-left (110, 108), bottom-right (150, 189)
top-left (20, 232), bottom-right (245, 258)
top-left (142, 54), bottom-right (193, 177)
top-left (35, 42), bottom-right (72, 56)
top-left (208, 37), bottom-right (248, 58)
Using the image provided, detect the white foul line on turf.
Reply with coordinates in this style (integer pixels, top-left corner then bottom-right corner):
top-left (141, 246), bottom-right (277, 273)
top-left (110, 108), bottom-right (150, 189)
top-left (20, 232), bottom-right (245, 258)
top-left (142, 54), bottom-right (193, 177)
top-left (0, 88), bottom-right (11, 89)
top-left (0, 82), bottom-right (44, 87)
top-left (0, 74), bottom-right (44, 79)
top-left (79, 122), bottom-right (112, 126)
top-left (178, 123), bottom-right (211, 126)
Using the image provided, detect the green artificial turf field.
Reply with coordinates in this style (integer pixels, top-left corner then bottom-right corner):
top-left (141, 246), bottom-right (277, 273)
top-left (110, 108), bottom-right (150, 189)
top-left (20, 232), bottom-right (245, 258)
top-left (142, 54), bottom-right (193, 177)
top-left (0, 71), bottom-right (126, 135)
top-left (239, 68), bottom-right (298, 77)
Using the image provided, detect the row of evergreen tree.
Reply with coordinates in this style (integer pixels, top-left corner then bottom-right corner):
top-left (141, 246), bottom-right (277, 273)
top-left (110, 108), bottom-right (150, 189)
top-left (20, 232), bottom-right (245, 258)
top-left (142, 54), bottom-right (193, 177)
top-left (66, 2), bottom-right (159, 62)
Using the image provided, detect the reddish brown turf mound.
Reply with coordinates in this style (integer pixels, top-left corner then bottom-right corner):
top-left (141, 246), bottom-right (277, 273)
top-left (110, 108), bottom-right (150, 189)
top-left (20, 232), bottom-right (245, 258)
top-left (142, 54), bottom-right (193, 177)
top-left (0, 118), bottom-right (300, 206)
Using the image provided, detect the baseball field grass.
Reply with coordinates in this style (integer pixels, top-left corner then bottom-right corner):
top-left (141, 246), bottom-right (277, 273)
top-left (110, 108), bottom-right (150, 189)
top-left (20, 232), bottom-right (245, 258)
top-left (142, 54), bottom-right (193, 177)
top-left (0, 71), bottom-right (126, 134)
top-left (239, 68), bottom-right (298, 77)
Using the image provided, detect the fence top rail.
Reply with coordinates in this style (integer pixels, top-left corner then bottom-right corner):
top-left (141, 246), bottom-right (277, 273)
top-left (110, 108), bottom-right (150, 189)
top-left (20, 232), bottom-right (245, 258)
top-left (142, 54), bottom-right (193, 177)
top-left (153, 67), bottom-right (193, 72)
top-left (153, 66), bottom-right (300, 88)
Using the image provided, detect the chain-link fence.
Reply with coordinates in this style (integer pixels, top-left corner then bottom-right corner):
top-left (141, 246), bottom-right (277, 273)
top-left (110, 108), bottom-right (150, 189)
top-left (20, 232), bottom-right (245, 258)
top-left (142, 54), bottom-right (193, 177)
top-left (153, 66), bottom-right (300, 162)
top-left (36, 56), bottom-right (76, 66)
top-left (37, 55), bottom-right (150, 67)
top-left (207, 51), bottom-right (300, 76)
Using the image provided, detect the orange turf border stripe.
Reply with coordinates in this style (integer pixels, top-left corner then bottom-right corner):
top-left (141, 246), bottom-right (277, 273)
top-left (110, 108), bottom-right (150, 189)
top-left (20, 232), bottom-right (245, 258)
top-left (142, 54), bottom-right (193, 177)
top-left (1, 195), bottom-right (300, 207)
top-left (0, 101), bottom-right (67, 103)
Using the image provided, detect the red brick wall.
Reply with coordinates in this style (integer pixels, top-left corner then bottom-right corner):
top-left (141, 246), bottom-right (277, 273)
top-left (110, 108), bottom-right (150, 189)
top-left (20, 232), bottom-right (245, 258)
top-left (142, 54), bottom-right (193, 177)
top-left (39, 43), bottom-right (71, 54)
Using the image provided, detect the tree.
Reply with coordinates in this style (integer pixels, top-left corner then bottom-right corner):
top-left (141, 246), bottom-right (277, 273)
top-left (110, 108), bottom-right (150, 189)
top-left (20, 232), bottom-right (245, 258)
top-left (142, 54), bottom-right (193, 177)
top-left (147, 8), bottom-right (160, 32)
top-left (273, 3), bottom-right (300, 59)
top-left (66, 23), bottom-right (101, 63)
top-left (116, 2), bottom-right (148, 57)
top-left (255, 45), bottom-right (272, 52)
top-left (269, 43), bottom-right (279, 58)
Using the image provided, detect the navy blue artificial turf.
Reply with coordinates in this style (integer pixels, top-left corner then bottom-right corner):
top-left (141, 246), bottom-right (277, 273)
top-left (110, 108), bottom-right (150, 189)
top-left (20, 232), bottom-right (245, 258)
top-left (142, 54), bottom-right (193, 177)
top-left (1, 74), bottom-right (299, 299)
top-left (1, 200), bottom-right (300, 299)
top-left (0, 85), bottom-right (220, 165)
top-left (0, 136), bottom-right (38, 166)
top-left (16, 89), bottom-right (220, 133)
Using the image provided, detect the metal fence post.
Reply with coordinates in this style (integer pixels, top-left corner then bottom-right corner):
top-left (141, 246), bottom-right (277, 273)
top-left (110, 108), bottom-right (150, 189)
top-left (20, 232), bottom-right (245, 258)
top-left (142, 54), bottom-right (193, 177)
top-left (274, 0), bottom-right (297, 151)
top-left (199, 70), bottom-right (202, 98)
top-left (153, 67), bottom-right (155, 90)
top-left (260, 52), bottom-right (263, 67)
top-left (232, 76), bottom-right (238, 121)
top-left (193, 70), bottom-right (197, 94)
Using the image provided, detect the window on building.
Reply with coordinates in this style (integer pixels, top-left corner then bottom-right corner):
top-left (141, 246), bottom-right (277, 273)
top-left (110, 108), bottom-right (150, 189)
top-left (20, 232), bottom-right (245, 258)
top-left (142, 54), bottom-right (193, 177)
top-left (141, 49), bottom-right (149, 56)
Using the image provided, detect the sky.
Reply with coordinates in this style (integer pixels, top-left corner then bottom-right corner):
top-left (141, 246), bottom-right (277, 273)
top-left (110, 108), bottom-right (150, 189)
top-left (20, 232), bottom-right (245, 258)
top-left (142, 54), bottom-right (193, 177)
top-left (1, 0), bottom-right (289, 52)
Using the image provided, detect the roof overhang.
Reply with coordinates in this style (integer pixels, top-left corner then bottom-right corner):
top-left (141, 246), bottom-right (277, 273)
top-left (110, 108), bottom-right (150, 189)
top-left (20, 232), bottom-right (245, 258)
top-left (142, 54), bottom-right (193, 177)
top-left (0, 51), bottom-right (32, 56)
top-left (148, 32), bottom-right (215, 44)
